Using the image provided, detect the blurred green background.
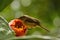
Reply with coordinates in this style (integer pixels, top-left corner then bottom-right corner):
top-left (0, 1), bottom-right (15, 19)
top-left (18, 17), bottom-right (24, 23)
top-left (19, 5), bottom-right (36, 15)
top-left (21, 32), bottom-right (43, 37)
top-left (0, 0), bottom-right (60, 40)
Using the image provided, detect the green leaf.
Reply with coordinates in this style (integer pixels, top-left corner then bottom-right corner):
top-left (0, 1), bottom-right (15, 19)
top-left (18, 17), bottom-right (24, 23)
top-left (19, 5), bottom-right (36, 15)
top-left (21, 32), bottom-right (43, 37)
top-left (0, 0), bottom-right (13, 12)
top-left (7, 35), bottom-right (60, 40)
top-left (0, 16), bottom-right (14, 40)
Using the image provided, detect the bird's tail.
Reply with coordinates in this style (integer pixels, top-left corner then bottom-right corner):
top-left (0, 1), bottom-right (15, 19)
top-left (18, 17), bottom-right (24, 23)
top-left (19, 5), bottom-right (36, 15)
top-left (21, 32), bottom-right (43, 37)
top-left (38, 24), bottom-right (50, 32)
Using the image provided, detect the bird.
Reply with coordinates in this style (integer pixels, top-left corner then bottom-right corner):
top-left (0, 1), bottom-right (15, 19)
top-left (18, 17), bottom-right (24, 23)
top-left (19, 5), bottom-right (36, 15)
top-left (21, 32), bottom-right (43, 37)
top-left (18, 15), bottom-right (50, 32)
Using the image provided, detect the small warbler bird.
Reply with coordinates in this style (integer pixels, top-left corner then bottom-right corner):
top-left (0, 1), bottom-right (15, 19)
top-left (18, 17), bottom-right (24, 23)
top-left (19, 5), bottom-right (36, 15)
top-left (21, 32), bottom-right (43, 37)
top-left (18, 15), bottom-right (50, 32)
